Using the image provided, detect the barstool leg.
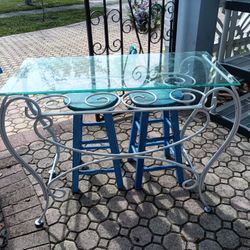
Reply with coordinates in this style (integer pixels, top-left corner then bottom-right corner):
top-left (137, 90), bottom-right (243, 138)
top-left (135, 112), bottom-right (150, 189)
top-left (171, 111), bottom-right (184, 184)
top-left (104, 114), bottom-right (124, 190)
top-left (163, 111), bottom-right (171, 158)
top-left (128, 112), bottom-right (141, 161)
top-left (72, 115), bottom-right (82, 193)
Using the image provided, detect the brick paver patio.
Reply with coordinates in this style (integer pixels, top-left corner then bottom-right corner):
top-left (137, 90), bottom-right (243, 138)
top-left (0, 20), bottom-right (249, 250)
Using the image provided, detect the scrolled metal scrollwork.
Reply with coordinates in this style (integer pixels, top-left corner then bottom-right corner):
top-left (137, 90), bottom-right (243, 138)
top-left (0, 83), bottom-right (241, 227)
top-left (90, 10), bottom-right (103, 25)
top-left (93, 41), bottom-right (107, 55)
top-left (164, 0), bottom-right (175, 20)
top-left (150, 30), bottom-right (162, 44)
top-left (132, 67), bottom-right (150, 86)
top-left (126, 90), bottom-right (158, 105)
top-left (0, 96), bottom-right (54, 227)
top-left (84, 92), bottom-right (121, 108)
top-left (131, 65), bottom-right (159, 85)
top-left (163, 0), bottom-right (175, 41)
top-left (109, 38), bottom-right (122, 53)
top-left (85, 0), bottom-right (179, 55)
top-left (197, 87), bottom-right (241, 210)
top-left (169, 89), bottom-right (200, 104)
top-left (123, 90), bottom-right (158, 107)
top-left (179, 55), bottom-right (210, 81)
top-left (106, 8), bottom-right (121, 23)
top-left (132, 65), bottom-right (147, 81)
top-left (36, 94), bottom-right (71, 110)
top-left (150, 3), bottom-right (165, 44)
top-left (122, 19), bottom-right (133, 33)
top-left (163, 28), bottom-right (171, 42)
top-left (162, 73), bottom-right (196, 87)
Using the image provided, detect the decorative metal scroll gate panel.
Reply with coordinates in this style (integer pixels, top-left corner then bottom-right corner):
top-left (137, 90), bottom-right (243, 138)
top-left (84, 0), bottom-right (179, 56)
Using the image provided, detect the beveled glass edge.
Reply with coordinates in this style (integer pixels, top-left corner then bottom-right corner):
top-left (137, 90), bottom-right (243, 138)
top-left (0, 82), bottom-right (240, 96)
top-left (0, 51), bottom-right (241, 96)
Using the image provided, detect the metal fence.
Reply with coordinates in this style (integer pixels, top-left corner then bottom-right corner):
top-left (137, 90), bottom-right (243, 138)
top-left (84, 0), bottom-right (179, 56)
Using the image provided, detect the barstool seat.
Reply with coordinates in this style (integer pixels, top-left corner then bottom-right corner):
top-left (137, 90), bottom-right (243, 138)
top-left (66, 92), bottom-right (119, 111)
top-left (129, 89), bottom-right (183, 107)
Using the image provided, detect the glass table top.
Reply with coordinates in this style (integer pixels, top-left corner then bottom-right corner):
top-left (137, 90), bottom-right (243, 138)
top-left (0, 51), bottom-right (240, 96)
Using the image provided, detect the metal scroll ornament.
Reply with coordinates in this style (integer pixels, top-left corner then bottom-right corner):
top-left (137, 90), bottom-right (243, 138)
top-left (85, 0), bottom-right (177, 55)
top-left (0, 84), bottom-right (241, 226)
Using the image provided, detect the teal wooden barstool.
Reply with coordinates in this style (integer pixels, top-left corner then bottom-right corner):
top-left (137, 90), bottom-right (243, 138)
top-left (65, 93), bottom-right (124, 192)
top-left (128, 89), bottom-right (184, 189)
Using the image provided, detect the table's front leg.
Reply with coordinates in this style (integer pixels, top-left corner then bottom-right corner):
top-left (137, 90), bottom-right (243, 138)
top-left (197, 86), bottom-right (241, 212)
top-left (25, 96), bottom-right (61, 182)
top-left (145, 85), bottom-right (240, 212)
top-left (0, 95), bottom-right (56, 227)
top-left (177, 86), bottom-right (241, 212)
top-left (0, 94), bottom-right (123, 227)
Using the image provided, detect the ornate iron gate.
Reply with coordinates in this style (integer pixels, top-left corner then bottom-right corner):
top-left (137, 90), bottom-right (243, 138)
top-left (84, 0), bottom-right (179, 56)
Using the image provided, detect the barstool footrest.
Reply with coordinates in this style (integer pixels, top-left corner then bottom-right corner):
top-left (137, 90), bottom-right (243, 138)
top-left (79, 167), bottom-right (116, 175)
top-left (144, 164), bottom-right (180, 172)
top-left (81, 138), bottom-right (109, 144)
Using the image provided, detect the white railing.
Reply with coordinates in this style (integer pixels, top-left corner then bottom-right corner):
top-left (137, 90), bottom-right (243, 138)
top-left (214, 0), bottom-right (250, 58)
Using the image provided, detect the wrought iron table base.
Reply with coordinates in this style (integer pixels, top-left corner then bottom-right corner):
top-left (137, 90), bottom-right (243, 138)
top-left (0, 86), bottom-right (241, 227)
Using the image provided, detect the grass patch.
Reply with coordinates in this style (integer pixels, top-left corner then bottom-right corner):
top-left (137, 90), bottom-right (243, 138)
top-left (0, 8), bottom-right (103, 37)
top-left (0, 0), bottom-right (83, 14)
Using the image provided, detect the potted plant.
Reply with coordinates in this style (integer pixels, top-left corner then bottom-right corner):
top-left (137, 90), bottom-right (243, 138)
top-left (129, 0), bottom-right (162, 33)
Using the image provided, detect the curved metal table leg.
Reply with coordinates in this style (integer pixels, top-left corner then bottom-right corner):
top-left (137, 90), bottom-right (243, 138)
top-left (0, 96), bottom-right (60, 227)
top-left (197, 86), bottom-right (241, 212)
top-left (0, 86), bottom-right (241, 225)
top-left (25, 99), bottom-right (61, 183)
